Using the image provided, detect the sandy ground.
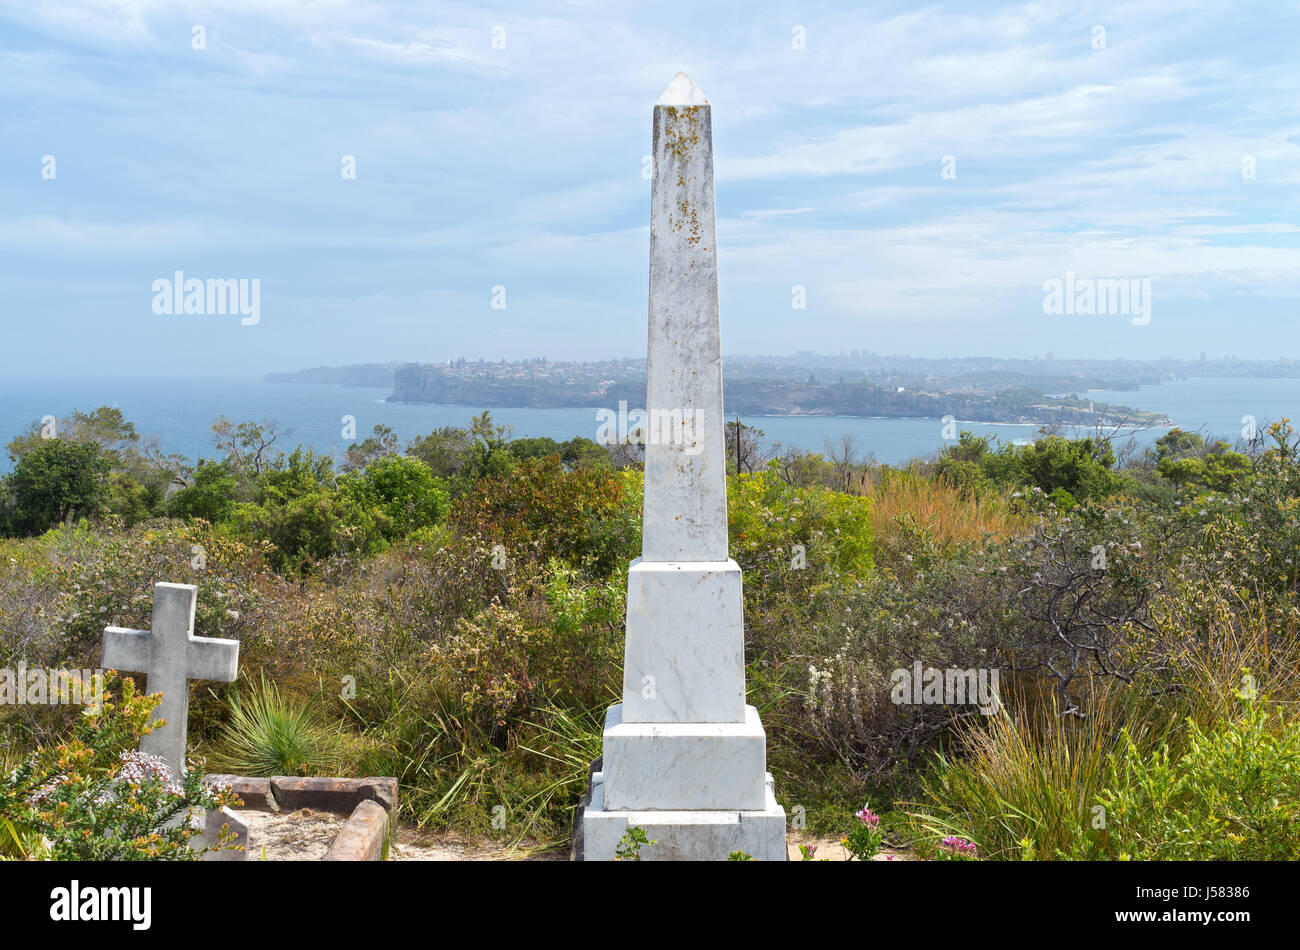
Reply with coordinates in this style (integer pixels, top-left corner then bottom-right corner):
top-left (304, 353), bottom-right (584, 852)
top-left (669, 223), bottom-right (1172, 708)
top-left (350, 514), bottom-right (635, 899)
top-left (387, 829), bottom-right (911, 861)
top-left (240, 808), bottom-right (346, 861)
top-left (786, 832), bottom-right (913, 862)
top-left (389, 829), bottom-right (567, 861)
top-left (234, 809), bottom-right (911, 861)
top-left (233, 808), bottom-right (567, 861)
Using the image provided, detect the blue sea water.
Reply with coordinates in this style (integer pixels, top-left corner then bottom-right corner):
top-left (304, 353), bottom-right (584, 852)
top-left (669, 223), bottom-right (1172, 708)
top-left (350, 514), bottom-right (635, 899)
top-left (0, 374), bottom-right (1295, 473)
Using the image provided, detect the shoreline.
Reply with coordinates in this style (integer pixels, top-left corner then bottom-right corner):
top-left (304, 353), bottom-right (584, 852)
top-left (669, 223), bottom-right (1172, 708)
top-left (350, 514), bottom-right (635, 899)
top-left (379, 399), bottom-right (1172, 428)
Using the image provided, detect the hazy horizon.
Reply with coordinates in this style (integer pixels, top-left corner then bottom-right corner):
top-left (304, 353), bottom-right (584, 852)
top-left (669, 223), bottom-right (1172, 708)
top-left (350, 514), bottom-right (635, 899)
top-left (5, 345), bottom-right (1299, 384)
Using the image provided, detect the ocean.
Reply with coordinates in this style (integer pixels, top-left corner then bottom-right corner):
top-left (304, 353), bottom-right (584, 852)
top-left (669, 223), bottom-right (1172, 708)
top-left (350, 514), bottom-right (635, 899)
top-left (0, 375), bottom-right (1295, 473)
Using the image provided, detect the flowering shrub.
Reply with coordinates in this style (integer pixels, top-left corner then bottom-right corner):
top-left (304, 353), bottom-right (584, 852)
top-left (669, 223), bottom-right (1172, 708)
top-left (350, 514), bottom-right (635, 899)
top-left (0, 518), bottom-right (265, 672)
top-left (0, 673), bottom-right (240, 860)
top-left (438, 603), bottom-right (537, 737)
top-left (937, 836), bottom-right (979, 860)
top-left (841, 803), bottom-right (884, 860)
top-left (728, 470), bottom-right (874, 583)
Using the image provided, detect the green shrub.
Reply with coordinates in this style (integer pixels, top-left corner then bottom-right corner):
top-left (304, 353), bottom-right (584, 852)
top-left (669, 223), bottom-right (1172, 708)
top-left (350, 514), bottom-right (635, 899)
top-left (728, 469), bottom-right (874, 580)
top-left (906, 597), bottom-right (1300, 861)
top-left (165, 460), bottom-right (238, 522)
top-left (935, 431), bottom-right (1119, 500)
top-left (451, 456), bottom-right (638, 577)
top-left (0, 674), bottom-right (240, 860)
top-left (4, 438), bottom-right (111, 536)
top-left (225, 489), bottom-right (387, 573)
top-left (208, 676), bottom-right (348, 777)
top-left (343, 455), bottom-right (450, 541)
top-left (1019, 435), bottom-right (1118, 500)
top-left (1100, 692), bottom-right (1300, 860)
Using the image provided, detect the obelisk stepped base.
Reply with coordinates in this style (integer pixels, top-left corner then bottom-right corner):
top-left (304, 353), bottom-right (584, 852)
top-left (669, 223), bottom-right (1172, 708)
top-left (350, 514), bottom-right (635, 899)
top-left (599, 703), bottom-right (769, 810)
top-left (581, 771), bottom-right (787, 862)
top-left (620, 559), bottom-right (746, 724)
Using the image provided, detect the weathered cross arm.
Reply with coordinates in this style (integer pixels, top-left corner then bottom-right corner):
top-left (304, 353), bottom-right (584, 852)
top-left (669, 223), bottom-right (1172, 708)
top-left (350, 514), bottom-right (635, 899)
top-left (188, 636), bottom-right (240, 683)
top-left (102, 626), bottom-right (152, 674)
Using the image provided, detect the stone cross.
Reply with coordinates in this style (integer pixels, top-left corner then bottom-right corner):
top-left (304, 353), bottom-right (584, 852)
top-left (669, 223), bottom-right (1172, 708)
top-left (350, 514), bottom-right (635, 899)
top-left (580, 74), bottom-right (787, 861)
top-left (102, 582), bottom-right (239, 778)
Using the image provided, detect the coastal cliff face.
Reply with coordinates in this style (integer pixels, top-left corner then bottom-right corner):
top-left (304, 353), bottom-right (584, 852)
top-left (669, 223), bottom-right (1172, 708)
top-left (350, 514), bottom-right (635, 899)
top-left (388, 363), bottom-right (644, 409)
top-left (387, 363), bottom-right (1169, 425)
top-left (265, 363), bottom-right (400, 388)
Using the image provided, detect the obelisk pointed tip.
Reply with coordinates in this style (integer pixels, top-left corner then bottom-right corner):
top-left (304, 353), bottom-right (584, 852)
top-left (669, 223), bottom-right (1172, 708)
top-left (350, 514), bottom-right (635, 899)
top-left (657, 72), bottom-right (708, 106)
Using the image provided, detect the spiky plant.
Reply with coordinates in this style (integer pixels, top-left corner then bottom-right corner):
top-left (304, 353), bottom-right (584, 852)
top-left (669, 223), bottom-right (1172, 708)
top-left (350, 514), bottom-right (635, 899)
top-left (209, 675), bottom-right (347, 777)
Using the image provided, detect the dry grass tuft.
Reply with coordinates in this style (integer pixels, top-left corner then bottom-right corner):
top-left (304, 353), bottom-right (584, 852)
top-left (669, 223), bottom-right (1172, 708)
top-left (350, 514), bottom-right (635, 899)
top-left (857, 468), bottom-right (1025, 549)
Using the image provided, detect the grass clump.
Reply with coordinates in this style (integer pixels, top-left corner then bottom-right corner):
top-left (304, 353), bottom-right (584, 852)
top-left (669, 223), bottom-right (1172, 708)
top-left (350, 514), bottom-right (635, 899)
top-left (208, 675), bottom-right (348, 777)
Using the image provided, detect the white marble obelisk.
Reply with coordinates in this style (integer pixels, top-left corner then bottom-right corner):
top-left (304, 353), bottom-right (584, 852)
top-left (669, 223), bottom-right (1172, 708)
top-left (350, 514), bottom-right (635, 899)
top-left (580, 73), bottom-right (786, 861)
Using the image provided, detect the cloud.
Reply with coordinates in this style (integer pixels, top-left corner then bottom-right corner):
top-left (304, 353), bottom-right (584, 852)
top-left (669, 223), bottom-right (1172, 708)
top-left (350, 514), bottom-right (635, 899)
top-left (0, 0), bottom-right (1297, 373)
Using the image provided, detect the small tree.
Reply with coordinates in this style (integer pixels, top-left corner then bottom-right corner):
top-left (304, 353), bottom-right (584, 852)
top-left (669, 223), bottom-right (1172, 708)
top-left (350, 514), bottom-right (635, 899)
top-left (344, 454), bottom-right (451, 540)
top-left (165, 459), bottom-right (239, 522)
top-left (340, 424), bottom-right (400, 473)
top-left (726, 419), bottom-right (766, 475)
top-left (5, 438), bottom-right (110, 535)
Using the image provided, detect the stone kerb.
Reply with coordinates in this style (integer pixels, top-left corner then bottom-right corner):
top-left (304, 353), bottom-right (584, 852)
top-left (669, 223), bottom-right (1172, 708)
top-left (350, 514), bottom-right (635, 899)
top-left (204, 775), bottom-right (398, 862)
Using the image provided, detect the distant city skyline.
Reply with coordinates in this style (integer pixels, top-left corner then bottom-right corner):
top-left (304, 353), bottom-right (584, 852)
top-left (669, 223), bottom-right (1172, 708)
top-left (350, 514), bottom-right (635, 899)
top-left (275, 349), bottom-right (1295, 370)
top-left (2, 0), bottom-right (1297, 379)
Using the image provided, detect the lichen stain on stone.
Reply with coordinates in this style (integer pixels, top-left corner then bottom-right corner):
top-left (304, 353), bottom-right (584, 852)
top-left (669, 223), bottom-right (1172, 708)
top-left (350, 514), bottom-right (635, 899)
top-left (662, 106), bottom-right (703, 162)
top-left (661, 107), bottom-right (706, 249)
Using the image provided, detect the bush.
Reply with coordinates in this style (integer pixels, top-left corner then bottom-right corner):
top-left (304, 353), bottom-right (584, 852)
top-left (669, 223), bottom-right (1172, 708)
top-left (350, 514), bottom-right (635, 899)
top-left (0, 674), bottom-right (240, 860)
top-left (165, 460), bottom-right (238, 522)
top-left (342, 454), bottom-right (450, 541)
top-left (906, 585), bottom-right (1300, 861)
top-left (0, 520), bottom-right (266, 692)
top-left (225, 490), bottom-right (387, 573)
top-left (451, 456), bottom-right (638, 577)
top-left (729, 469), bottom-right (873, 582)
top-left (935, 431), bottom-right (1119, 500)
top-left (1019, 435), bottom-right (1118, 500)
top-left (208, 675), bottom-right (348, 777)
top-left (437, 603), bottom-right (537, 744)
top-left (1100, 692), bottom-right (1300, 860)
top-left (4, 438), bottom-right (111, 536)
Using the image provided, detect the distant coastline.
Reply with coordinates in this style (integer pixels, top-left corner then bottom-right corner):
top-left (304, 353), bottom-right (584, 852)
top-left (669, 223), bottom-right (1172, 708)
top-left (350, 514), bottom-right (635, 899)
top-left (262, 351), bottom-right (1300, 426)
top-left (4, 374), bottom-right (1294, 475)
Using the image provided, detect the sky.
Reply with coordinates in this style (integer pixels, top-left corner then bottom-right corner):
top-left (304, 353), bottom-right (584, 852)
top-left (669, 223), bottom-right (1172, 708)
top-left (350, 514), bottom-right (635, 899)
top-left (1, 0), bottom-right (1297, 379)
